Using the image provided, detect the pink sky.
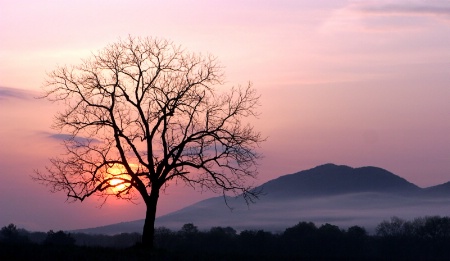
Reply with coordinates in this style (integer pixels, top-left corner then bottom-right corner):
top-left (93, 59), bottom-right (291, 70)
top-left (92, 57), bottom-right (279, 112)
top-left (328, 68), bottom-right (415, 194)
top-left (1, 0), bottom-right (450, 231)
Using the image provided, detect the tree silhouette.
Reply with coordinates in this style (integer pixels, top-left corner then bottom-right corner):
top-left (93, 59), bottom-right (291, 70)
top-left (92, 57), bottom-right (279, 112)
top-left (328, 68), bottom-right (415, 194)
top-left (43, 230), bottom-right (75, 246)
top-left (33, 36), bottom-right (264, 248)
top-left (376, 216), bottom-right (407, 237)
top-left (0, 224), bottom-right (30, 244)
top-left (0, 224), bottom-right (18, 241)
top-left (179, 223), bottom-right (199, 236)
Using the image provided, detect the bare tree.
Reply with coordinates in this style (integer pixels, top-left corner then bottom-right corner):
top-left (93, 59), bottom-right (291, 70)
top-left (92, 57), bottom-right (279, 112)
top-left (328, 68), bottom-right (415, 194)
top-left (33, 36), bottom-right (263, 248)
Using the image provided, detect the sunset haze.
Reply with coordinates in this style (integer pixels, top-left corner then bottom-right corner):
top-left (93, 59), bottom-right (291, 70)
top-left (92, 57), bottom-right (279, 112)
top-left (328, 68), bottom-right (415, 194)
top-left (1, 0), bottom-right (449, 232)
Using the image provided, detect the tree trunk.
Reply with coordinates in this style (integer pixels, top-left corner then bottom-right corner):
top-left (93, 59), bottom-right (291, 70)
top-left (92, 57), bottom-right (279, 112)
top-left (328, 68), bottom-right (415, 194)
top-left (142, 190), bottom-right (159, 248)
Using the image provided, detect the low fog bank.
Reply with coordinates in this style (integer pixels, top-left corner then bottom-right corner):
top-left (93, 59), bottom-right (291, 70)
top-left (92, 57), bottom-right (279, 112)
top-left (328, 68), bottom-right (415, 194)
top-left (155, 193), bottom-right (450, 234)
top-left (72, 193), bottom-right (450, 235)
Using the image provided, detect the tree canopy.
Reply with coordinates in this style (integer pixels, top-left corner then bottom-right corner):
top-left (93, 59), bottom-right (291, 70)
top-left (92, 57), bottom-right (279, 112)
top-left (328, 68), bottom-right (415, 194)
top-left (33, 36), bottom-right (264, 247)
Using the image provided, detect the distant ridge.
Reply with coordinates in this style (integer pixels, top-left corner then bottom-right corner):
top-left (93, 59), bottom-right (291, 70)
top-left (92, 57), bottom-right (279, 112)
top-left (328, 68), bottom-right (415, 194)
top-left (73, 164), bottom-right (450, 235)
top-left (258, 163), bottom-right (421, 198)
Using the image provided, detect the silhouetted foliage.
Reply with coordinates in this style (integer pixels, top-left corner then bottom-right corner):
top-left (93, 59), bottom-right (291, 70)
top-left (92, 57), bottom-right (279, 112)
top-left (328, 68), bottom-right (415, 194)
top-left (317, 223), bottom-right (345, 256)
top-left (4, 216), bottom-right (450, 260)
top-left (347, 225), bottom-right (367, 238)
top-left (376, 216), bottom-right (407, 237)
top-left (374, 216), bottom-right (450, 259)
top-left (376, 216), bottom-right (450, 239)
top-left (179, 223), bottom-right (199, 236)
top-left (72, 232), bottom-right (141, 248)
top-left (153, 227), bottom-right (173, 249)
top-left (43, 230), bottom-right (75, 246)
top-left (282, 221), bottom-right (319, 256)
top-left (238, 229), bottom-right (278, 258)
top-left (27, 231), bottom-right (47, 244)
top-left (345, 225), bottom-right (369, 257)
top-left (0, 224), bottom-right (30, 244)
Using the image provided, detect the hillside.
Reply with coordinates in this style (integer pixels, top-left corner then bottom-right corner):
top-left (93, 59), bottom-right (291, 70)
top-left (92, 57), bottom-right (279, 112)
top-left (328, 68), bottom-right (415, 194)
top-left (256, 163), bottom-right (421, 198)
top-left (423, 181), bottom-right (450, 196)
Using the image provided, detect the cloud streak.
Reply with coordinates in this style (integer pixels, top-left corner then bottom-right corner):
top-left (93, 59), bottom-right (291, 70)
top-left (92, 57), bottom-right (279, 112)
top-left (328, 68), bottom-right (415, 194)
top-left (47, 133), bottom-right (100, 145)
top-left (0, 86), bottom-right (35, 100)
top-left (320, 1), bottom-right (450, 34)
top-left (354, 2), bottom-right (450, 19)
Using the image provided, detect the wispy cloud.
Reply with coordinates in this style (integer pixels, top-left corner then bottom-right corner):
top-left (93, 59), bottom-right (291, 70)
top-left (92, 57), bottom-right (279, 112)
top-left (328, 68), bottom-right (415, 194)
top-left (353, 1), bottom-right (450, 19)
top-left (320, 1), bottom-right (450, 34)
top-left (46, 133), bottom-right (100, 145)
top-left (0, 86), bottom-right (35, 100)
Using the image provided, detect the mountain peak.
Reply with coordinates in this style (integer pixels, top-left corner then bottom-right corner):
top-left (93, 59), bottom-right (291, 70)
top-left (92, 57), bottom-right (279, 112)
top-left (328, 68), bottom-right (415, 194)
top-left (308, 163), bottom-right (352, 172)
top-left (258, 164), bottom-right (420, 198)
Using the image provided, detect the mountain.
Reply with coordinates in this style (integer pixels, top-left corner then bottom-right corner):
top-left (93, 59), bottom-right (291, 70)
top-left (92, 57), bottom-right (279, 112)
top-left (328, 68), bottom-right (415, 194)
top-left (73, 164), bottom-right (450, 235)
top-left (255, 163), bottom-right (421, 198)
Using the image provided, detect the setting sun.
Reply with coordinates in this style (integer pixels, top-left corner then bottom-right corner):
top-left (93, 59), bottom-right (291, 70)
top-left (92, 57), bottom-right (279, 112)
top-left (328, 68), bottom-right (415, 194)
top-left (105, 163), bottom-right (137, 193)
top-left (109, 177), bottom-right (127, 191)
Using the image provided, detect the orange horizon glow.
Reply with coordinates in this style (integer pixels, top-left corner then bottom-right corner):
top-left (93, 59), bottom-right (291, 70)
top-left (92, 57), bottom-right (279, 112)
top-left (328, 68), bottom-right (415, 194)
top-left (104, 163), bottom-right (139, 194)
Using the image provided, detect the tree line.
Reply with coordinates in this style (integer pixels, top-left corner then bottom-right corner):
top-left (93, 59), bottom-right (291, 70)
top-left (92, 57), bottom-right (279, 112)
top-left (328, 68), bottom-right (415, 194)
top-left (2, 216), bottom-right (450, 260)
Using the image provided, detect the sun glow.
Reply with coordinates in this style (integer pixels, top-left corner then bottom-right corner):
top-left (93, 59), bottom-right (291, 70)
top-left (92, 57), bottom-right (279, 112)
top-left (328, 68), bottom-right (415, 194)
top-left (109, 177), bottom-right (127, 191)
top-left (105, 163), bottom-right (137, 193)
